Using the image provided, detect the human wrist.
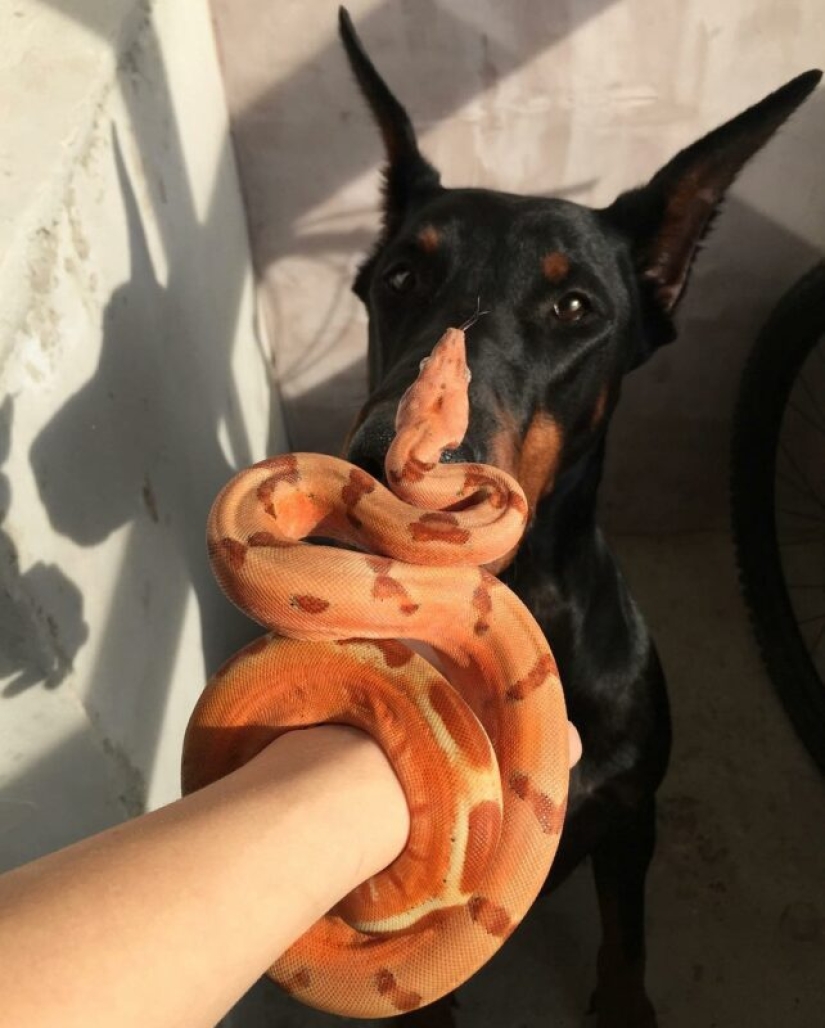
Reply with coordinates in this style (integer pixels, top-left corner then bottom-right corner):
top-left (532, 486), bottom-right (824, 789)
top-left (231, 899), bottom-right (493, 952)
top-left (244, 725), bottom-right (410, 902)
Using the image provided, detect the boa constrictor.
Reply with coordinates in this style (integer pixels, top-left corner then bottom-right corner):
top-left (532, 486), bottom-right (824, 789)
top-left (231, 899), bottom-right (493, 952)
top-left (181, 326), bottom-right (569, 1018)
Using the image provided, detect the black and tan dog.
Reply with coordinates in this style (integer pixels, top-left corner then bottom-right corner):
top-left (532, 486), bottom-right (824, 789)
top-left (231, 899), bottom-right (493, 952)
top-left (338, 9), bottom-right (820, 1026)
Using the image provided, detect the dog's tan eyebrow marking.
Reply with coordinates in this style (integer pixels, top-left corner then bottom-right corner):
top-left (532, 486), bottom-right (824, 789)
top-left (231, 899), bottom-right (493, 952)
top-left (542, 251), bottom-right (570, 283)
top-left (417, 225), bottom-right (440, 252)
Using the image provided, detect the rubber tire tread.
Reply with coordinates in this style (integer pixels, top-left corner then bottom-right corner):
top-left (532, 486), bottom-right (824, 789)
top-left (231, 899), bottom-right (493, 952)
top-left (730, 261), bottom-right (825, 775)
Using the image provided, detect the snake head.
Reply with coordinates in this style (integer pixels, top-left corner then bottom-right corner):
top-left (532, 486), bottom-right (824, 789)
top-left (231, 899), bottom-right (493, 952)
top-left (386, 327), bottom-right (471, 481)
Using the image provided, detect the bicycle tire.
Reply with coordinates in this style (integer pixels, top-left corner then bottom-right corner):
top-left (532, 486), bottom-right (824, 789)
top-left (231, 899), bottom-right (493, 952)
top-left (730, 260), bottom-right (825, 775)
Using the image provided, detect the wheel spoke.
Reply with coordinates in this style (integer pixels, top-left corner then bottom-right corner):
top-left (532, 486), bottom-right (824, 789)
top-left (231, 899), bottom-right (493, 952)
top-left (778, 440), bottom-right (825, 513)
top-left (777, 506), bottom-right (825, 524)
top-left (786, 396), bottom-right (825, 438)
top-left (796, 368), bottom-right (825, 434)
top-left (776, 469), bottom-right (825, 512)
top-left (812, 620), bottom-right (825, 656)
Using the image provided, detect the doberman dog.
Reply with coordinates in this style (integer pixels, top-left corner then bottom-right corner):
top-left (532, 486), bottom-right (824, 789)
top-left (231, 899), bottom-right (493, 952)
top-left (337, 9), bottom-right (820, 1027)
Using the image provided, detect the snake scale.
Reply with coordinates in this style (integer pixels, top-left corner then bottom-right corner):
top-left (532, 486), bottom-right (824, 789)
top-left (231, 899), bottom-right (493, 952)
top-left (181, 326), bottom-right (569, 1018)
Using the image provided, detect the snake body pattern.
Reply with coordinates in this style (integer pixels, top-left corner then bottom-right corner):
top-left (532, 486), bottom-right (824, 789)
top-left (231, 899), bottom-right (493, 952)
top-left (181, 327), bottom-right (569, 1018)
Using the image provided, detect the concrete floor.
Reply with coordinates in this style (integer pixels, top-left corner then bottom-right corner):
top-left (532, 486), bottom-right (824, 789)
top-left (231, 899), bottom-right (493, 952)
top-left (222, 531), bottom-right (825, 1028)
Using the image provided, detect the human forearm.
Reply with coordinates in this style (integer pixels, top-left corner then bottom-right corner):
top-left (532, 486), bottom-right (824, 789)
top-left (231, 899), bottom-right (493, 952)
top-left (0, 725), bottom-right (409, 1028)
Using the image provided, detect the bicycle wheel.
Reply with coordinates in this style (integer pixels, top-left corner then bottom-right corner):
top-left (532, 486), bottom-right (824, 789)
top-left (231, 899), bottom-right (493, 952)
top-left (730, 261), bottom-right (825, 775)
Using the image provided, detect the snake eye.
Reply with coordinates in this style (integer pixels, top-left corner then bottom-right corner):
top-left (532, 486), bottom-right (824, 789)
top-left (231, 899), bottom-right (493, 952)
top-left (384, 262), bottom-right (417, 295)
top-left (553, 291), bottom-right (590, 324)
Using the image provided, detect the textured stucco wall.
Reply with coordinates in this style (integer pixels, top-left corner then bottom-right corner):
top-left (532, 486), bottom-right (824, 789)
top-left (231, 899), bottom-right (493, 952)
top-left (0, 0), bottom-right (284, 867)
top-left (211, 0), bottom-right (825, 533)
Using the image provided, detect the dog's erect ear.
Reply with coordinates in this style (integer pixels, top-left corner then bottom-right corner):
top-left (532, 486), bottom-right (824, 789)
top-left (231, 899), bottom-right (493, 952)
top-left (605, 70), bottom-right (822, 317)
top-left (339, 7), bottom-right (442, 236)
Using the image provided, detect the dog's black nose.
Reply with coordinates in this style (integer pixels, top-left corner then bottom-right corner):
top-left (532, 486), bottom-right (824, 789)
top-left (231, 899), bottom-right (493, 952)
top-left (346, 413), bottom-right (396, 483)
top-left (439, 443), bottom-right (476, 464)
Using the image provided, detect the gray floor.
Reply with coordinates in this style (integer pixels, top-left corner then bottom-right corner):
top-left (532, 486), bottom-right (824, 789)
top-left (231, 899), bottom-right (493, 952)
top-left (222, 531), bottom-right (825, 1027)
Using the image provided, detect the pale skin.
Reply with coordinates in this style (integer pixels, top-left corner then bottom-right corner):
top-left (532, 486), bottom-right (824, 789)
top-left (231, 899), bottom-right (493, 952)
top-left (0, 721), bottom-right (581, 1028)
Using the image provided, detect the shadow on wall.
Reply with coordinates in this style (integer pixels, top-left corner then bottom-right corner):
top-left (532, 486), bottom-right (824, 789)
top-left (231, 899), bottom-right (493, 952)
top-left (0, 397), bottom-right (88, 696)
top-left (4, 9), bottom-right (266, 816)
top-left (28, 128), bottom-right (261, 763)
top-left (230, 0), bottom-right (617, 269)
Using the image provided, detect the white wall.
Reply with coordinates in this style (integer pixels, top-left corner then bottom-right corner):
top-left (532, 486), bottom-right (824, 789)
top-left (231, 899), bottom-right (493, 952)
top-left (211, 0), bottom-right (825, 533)
top-left (0, 0), bottom-right (285, 868)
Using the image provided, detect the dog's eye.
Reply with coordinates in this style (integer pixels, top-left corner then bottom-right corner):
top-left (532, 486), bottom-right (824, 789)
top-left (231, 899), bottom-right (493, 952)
top-left (384, 263), bottom-right (416, 295)
top-left (553, 292), bottom-right (590, 324)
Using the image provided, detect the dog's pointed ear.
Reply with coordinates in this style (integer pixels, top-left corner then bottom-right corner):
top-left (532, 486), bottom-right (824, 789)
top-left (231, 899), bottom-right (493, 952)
top-left (339, 7), bottom-right (442, 234)
top-left (605, 70), bottom-right (821, 317)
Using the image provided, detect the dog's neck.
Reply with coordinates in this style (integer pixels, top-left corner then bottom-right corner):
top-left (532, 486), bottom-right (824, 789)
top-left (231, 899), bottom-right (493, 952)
top-left (504, 439), bottom-right (607, 593)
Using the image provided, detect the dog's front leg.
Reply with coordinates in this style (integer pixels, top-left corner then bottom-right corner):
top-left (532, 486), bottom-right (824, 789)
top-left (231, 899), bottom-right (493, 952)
top-left (589, 797), bottom-right (658, 1028)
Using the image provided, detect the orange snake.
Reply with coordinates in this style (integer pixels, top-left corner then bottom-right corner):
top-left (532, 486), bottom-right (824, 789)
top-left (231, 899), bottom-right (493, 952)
top-left (181, 327), bottom-right (569, 1018)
